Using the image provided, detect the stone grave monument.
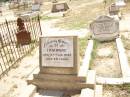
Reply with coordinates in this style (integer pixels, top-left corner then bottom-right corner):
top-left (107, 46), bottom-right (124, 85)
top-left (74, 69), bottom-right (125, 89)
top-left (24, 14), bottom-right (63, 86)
top-left (28, 36), bottom-right (95, 91)
top-left (51, 1), bottom-right (69, 13)
top-left (90, 15), bottom-right (119, 41)
top-left (16, 18), bottom-right (31, 45)
top-left (109, 3), bottom-right (119, 15)
top-left (32, 3), bottom-right (40, 11)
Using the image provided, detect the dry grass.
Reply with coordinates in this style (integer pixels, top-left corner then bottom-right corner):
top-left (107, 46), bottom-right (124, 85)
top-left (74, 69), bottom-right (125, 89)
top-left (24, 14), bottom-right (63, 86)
top-left (55, 3), bottom-right (105, 29)
top-left (54, 0), bottom-right (114, 29)
top-left (103, 84), bottom-right (130, 97)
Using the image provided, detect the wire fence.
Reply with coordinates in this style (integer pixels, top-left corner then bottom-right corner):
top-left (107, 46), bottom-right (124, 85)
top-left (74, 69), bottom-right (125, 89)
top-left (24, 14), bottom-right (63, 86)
top-left (0, 16), bottom-right (42, 78)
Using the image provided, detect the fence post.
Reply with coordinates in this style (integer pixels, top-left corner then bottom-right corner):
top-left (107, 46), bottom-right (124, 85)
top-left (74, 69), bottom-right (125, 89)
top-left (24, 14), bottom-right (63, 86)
top-left (38, 15), bottom-right (42, 36)
top-left (5, 19), bottom-right (17, 61)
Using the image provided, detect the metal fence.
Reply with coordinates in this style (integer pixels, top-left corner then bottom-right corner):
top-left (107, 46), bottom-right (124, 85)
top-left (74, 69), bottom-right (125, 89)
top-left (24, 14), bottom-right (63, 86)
top-left (0, 16), bottom-right (42, 78)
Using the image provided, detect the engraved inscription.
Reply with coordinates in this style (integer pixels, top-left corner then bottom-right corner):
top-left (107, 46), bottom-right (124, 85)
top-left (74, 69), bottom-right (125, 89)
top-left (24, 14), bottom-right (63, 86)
top-left (90, 16), bottom-right (119, 35)
top-left (93, 22), bottom-right (116, 35)
top-left (41, 37), bottom-right (73, 67)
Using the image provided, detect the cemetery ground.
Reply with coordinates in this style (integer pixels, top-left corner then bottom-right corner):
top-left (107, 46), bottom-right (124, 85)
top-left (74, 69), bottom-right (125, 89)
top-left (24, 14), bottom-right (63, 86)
top-left (37, 1), bottom-right (130, 97)
top-left (1, 0), bottom-right (130, 97)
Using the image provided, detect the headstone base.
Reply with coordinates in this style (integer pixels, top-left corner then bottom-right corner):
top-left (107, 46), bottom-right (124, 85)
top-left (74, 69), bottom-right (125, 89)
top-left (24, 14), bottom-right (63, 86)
top-left (92, 33), bottom-right (119, 42)
top-left (27, 73), bottom-right (94, 91)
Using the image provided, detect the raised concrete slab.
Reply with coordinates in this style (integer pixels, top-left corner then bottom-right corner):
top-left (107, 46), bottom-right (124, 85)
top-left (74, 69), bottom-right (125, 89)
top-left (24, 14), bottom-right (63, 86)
top-left (78, 40), bottom-right (94, 77)
top-left (33, 74), bottom-right (86, 82)
top-left (28, 78), bottom-right (91, 91)
top-left (96, 77), bottom-right (124, 84)
top-left (116, 38), bottom-right (130, 77)
top-left (86, 70), bottom-right (96, 86)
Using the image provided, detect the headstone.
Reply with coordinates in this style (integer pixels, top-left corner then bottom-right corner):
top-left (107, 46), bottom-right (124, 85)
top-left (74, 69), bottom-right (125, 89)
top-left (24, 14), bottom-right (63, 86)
top-left (16, 18), bottom-right (31, 45)
top-left (51, 2), bottom-right (69, 13)
top-left (27, 36), bottom-right (94, 91)
top-left (109, 3), bottom-right (119, 15)
top-left (32, 4), bottom-right (40, 11)
top-left (40, 36), bottom-right (79, 74)
top-left (90, 15), bottom-right (119, 41)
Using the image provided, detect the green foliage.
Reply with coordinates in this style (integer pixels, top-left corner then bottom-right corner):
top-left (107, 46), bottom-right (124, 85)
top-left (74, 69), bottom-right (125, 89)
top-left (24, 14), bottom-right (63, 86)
top-left (0, 0), bottom-right (9, 2)
top-left (89, 40), bottom-right (100, 69)
top-left (79, 37), bottom-right (88, 57)
top-left (104, 84), bottom-right (130, 93)
top-left (59, 20), bottom-right (87, 30)
top-left (40, 16), bottom-right (58, 20)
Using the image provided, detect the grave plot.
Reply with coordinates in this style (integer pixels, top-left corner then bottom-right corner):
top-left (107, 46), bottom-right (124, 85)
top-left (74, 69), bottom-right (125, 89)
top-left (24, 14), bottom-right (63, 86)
top-left (90, 41), bottom-right (122, 78)
top-left (89, 15), bottom-right (122, 78)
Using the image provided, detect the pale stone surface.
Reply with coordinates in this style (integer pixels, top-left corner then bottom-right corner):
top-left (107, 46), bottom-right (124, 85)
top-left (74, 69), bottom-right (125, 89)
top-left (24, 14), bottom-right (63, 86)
top-left (78, 40), bottom-right (93, 77)
top-left (86, 70), bottom-right (96, 85)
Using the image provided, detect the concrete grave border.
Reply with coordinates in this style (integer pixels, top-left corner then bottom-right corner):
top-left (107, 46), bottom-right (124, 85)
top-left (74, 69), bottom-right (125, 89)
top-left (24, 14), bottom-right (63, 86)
top-left (82, 37), bottom-right (130, 84)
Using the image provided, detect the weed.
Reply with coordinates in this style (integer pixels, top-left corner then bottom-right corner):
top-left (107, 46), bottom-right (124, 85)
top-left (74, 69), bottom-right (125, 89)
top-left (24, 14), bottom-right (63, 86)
top-left (89, 40), bottom-right (100, 69)
top-left (40, 16), bottom-right (58, 20)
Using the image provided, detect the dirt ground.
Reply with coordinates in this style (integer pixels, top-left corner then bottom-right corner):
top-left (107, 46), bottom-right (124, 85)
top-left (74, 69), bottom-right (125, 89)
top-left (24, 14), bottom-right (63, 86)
top-left (103, 85), bottom-right (130, 97)
top-left (0, 0), bottom-right (130, 97)
top-left (0, 47), bottom-right (39, 97)
top-left (90, 41), bottom-right (122, 78)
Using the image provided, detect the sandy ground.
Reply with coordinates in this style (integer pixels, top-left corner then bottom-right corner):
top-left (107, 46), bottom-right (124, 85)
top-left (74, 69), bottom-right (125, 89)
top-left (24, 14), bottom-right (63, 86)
top-left (40, 19), bottom-right (89, 38)
top-left (0, 0), bottom-right (130, 97)
top-left (0, 47), bottom-right (39, 97)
